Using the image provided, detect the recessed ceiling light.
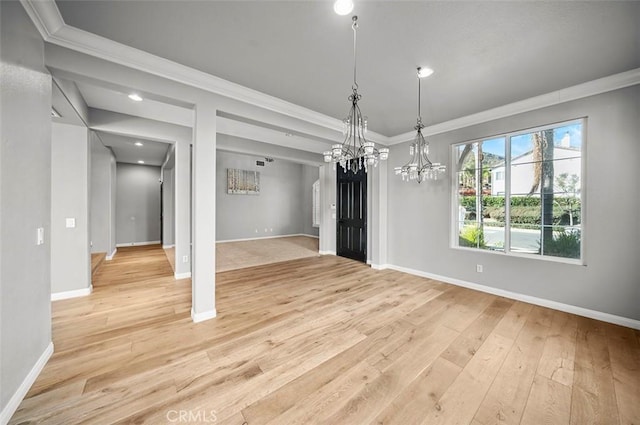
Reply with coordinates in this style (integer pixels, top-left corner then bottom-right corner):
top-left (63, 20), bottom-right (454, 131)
top-left (417, 67), bottom-right (434, 78)
top-left (134, 141), bottom-right (144, 147)
top-left (137, 160), bottom-right (145, 164)
top-left (128, 93), bottom-right (143, 102)
top-left (333, 0), bottom-right (354, 15)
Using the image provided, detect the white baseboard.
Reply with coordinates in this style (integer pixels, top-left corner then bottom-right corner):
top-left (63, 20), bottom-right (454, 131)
top-left (191, 308), bottom-right (217, 323)
top-left (381, 263), bottom-right (640, 330)
top-left (106, 247), bottom-right (117, 261)
top-left (116, 240), bottom-right (161, 247)
top-left (319, 250), bottom-right (336, 256)
top-left (174, 272), bottom-right (191, 280)
top-left (51, 285), bottom-right (92, 301)
top-left (217, 234), bottom-right (317, 243)
top-left (0, 342), bottom-right (53, 425)
top-left (162, 244), bottom-right (175, 249)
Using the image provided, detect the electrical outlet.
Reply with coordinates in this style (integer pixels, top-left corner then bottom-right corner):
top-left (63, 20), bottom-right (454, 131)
top-left (182, 256), bottom-right (189, 263)
top-left (476, 264), bottom-right (483, 273)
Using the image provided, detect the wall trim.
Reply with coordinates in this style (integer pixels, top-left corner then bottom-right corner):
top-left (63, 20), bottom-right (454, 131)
top-left (174, 272), bottom-right (191, 280)
top-left (380, 264), bottom-right (640, 330)
top-left (106, 247), bottom-right (117, 260)
top-left (116, 240), bottom-right (161, 247)
top-left (0, 342), bottom-right (54, 425)
top-left (387, 68), bottom-right (640, 145)
top-left (51, 285), bottom-right (92, 301)
top-left (217, 233), bottom-right (318, 244)
top-left (162, 244), bottom-right (175, 249)
top-left (191, 308), bottom-right (217, 323)
top-left (319, 250), bottom-right (336, 256)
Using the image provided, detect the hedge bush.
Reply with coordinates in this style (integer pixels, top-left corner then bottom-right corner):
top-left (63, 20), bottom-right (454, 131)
top-left (460, 195), bottom-right (580, 226)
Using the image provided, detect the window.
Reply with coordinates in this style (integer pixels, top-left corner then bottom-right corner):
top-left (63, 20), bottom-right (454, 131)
top-left (453, 119), bottom-right (583, 262)
top-left (312, 180), bottom-right (320, 228)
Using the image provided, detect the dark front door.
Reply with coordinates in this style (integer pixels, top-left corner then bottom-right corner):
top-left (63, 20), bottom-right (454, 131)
top-left (336, 161), bottom-right (367, 262)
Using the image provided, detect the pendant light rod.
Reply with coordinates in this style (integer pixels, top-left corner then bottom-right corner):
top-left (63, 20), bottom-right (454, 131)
top-left (417, 67), bottom-right (422, 125)
top-left (352, 16), bottom-right (358, 90)
top-left (323, 15), bottom-right (389, 173)
top-left (394, 66), bottom-right (445, 183)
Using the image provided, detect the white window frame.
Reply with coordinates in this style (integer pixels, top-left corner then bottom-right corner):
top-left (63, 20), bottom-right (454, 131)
top-left (450, 118), bottom-right (586, 265)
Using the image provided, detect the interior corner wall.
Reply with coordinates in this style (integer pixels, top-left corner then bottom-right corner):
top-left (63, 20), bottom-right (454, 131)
top-left (90, 132), bottom-right (116, 255)
top-left (301, 164), bottom-right (320, 237)
top-left (162, 167), bottom-right (175, 246)
top-left (0, 0), bottom-right (52, 418)
top-left (51, 122), bottom-right (91, 295)
top-left (216, 150), bottom-right (306, 241)
top-left (109, 156), bottom-right (117, 255)
top-left (386, 85), bottom-right (640, 322)
top-left (116, 163), bottom-right (161, 246)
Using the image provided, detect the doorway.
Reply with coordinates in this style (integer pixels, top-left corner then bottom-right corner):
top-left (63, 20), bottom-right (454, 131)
top-left (336, 161), bottom-right (367, 262)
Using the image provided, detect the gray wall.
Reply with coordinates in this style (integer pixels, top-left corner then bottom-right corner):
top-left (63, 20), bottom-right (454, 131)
top-left (387, 85), bottom-right (640, 322)
top-left (0, 0), bottom-right (52, 416)
top-left (90, 133), bottom-right (117, 256)
top-left (216, 151), bottom-right (314, 241)
top-left (301, 165), bottom-right (320, 237)
top-left (116, 163), bottom-right (161, 245)
top-left (162, 167), bottom-right (175, 246)
top-left (51, 122), bottom-right (91, 294)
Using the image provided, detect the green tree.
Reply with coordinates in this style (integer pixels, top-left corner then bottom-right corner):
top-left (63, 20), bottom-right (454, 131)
top-left (555, 173), bottom-right (580, 226)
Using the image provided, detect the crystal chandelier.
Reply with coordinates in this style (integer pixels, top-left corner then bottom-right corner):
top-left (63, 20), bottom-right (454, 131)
top-left (395, 67), bottom-right (446, 183)
top-left (323, 16), bottom-right (389, 173)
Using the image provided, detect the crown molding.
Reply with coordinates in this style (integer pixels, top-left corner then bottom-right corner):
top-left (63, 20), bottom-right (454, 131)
top-left (387, 67), bottom-right (640, 145)
top-left (19, 0), bottom-right (389, 145)
top-left (21, 0), bottom-right (640, 148)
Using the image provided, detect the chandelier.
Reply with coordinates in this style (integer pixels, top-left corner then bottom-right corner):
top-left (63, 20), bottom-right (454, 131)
top-left (323, 16), bottom-right (389, 173)
top-left (395, 67), bottom-right (446, 183)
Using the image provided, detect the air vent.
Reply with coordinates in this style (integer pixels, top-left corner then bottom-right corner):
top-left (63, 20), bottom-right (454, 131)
top-left (256, 161), bottom-right (265, 166)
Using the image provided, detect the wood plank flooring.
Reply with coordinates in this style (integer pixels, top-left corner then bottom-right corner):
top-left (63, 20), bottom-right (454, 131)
top-left (10, 245), bottom-right (640, 424)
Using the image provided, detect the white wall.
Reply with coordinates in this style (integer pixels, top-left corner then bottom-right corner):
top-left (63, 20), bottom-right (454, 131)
top-left (90, 132), bottom-right (117, 256)
top-left (115, 163), bottom-right (161, 245)
top-left (0, 1), bottom-right (53, 420)
top-left (51, 122), bottom-right (91, 295)
top-left (216, 151), bottom-right (312, 241)
top-left (386, 85), bottom-right (640, 323)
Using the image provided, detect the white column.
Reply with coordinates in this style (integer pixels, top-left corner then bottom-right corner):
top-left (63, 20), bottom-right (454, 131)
top-left (191, 103), bottom-right (217, 322)
top-left (369, 160), bottom-right (388, 268)
top-left (174, 139), bottom-right (191, 279)
top-left (319, 164), bottom-right (337, 255)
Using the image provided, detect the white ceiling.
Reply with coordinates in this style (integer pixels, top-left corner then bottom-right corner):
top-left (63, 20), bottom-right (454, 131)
top-left (75, 82), bottom-right (193, 127)
top-left (55, 1), bottom-right (640, 136)
top-left (97, 131), bottom-right (171, 167)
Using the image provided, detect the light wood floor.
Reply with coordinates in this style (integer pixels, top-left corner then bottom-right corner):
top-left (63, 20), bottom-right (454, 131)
top-left (164, 235), bottom-right (320, 273)
top-left (11, 245), bottom-right (640, 424)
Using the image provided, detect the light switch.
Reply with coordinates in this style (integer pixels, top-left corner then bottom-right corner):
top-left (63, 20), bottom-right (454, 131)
top-left (37, 227), bottom-right (44, 245)
top-left (330, 203), bottom-right (336, 210)
top-left (66, 218), bottom-right (76, 228)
